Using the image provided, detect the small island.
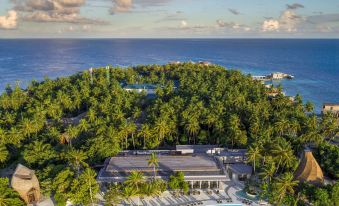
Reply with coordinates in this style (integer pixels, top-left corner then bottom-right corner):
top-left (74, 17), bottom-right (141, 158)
top-left (0, 63), bottom-right (338, 206)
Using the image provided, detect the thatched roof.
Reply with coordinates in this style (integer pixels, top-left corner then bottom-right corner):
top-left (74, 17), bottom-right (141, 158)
top-left (294, 149), bottom-right (324, 185)
top-left (11, 164), bottom-right (41, 204)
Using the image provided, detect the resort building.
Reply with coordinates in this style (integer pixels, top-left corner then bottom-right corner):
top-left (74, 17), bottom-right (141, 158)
top-left (322, 103), bottom-right (339, 117)
top-left (198, 61), bottom-right (212, 66)
top-left (98, 154), bottom-right (229, 189)
top-left (214, 149), bottom-right (252, 182)
top-left (11, 164), bottom-right (41, 204)
top-left (169, 61), bottom-right (181, 65)
top-left (270, 72), bottom-right (294, 80)
top-left (123, 83), bottom-right (157, 95)
top-left (294, 149), bottom-right (324, 185)
top-left (98, 145), bottom-right (252, 189)
top-left (271, 72), bottom-right (286, 79)
top-left (252, 75), bottom-right (269, 81)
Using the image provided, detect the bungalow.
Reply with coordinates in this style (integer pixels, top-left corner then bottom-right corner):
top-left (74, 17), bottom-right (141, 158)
top-left (198, 61), bottom-right (212, 66)
top-left (123, 83), bottom-right (157, 95)
top-left (322, 103), bottom-right (339, 117)
top-left (11, 164), bottom-right (41, 204)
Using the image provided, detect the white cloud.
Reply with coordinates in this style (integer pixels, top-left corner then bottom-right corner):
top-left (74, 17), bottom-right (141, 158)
top-left (262, 10), bottom-right (303, 32)
top-left (12, 0), bottom-right (107, 24)
top-left (0, 10), bottom-right (18, 29)
top-left (110, 0), bottom-right (172, 14)
top-left (262, 19), bottom-right (280, 31)
top-left (279, 10), bottom-right (302, 32)
top-left (111, 0), bottom-right (133, 14)
top-left (216, 19), bottom-right (251, 32)
top-left (180, 20), bottom-right (187, 28)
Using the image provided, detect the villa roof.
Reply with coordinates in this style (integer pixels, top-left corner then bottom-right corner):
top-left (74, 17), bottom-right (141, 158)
top-left (11, 164), bottom-right (41, 204)
top-left (228, 163), bottom-right (252, 175)
top-left (323, 103), bottom-right (339, 106)
top-left (294, 149), bottom-right (324, 185)
top-left (176, 145), bottom-right (218, 153)
top-left (105, 155), bottom-right (221, 173)
top-left (98, 154), bottom-right (229, 182)
top-left (218, 149), bottom-right (247, 157)
top-left (124, 83), bottom-right (157, 90)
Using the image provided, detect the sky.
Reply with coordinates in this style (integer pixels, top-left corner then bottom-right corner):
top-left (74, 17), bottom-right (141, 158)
top-left (0, 0), bottom-right (339, 38)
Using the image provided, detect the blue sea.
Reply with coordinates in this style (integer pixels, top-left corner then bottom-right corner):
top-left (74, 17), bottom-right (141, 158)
top-left (0, 39), bottom-right (338, 113)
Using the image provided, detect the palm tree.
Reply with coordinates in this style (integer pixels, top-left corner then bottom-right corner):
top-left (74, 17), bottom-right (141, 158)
top-left (20, 118), bottom-right (35, 137)
top-left (105, 185), bottom-right (122, 206)
top-left (78, 119), bottom-right (89, 132)
top-left (125, 171), bottom-right (145, 206)
top-left (228, 115), bottom-right (247, 148)
top-left (274, 119), bottom-right (289, 136)
top-left (185, 118), bottom-right (200, 144)
top-left (128, 122), bottom-right (137, 149)
top-left (260, 162), bottom-right (276, 183)
top-left (121, 186), bottom-right (137, 205)
top-left (304, 101), bottom-right (314, 113)
top-left (154, 118), bottom-right (170, 145)
top-left (246, 144), bottom-right (262, 173)
top-left (0, 146), bottom-right (8, 164)
top-left (119, 122), bottom-right (134, 149)
top-left (148, 153), bottom-right (159, 180)
top-left (274, 172), bottom-right (298, 205)
top-left (82, 168), bottom-right (97, 206)
top-left (138, 124), bottom-right (152, 149)
top-left (65, 126), bottom-right (79, 147)
top-left (271, 140), bottom-right (295, 171)
top-left (65, 149), bottom-right (88, 176)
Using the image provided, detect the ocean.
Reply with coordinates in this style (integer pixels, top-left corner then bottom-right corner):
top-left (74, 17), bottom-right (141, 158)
top-left (0, 39), bottom-right (338, 113)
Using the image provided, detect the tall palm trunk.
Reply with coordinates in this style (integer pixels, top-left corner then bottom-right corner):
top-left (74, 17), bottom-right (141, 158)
top-left (153, 165), bottom-right (156, 180)
top-left (89, 180), bottom-right (94, 206)
top-left (125, 135), bottom-right (128, 149)
top-left (132, 133), bottom-right (135, 149)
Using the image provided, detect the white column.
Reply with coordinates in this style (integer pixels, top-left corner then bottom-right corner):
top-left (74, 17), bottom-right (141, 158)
top-left (208, 181), bottom-right (210, 189)
top-left (199, 181), bottom-right (202, 189)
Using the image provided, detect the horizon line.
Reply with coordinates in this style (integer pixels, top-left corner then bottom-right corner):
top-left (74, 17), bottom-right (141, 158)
top-left (1, 37), bottom-right (339, 40)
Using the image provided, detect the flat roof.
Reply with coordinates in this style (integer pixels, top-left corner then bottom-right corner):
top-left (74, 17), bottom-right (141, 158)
top-left (124, 83), bottom-right (157, 89)
top-left (229, 163), bottom-right (252, 175)
top-left (105, 155), bottom-right (221, 173)
top-left (175, 145), bottom-right (218, 153)
top-left (323, 103), bottom-right (339, 106)
top-left (218, 149), bottom-right (247, 156)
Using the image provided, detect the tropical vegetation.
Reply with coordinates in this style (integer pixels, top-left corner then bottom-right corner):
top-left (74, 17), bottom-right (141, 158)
top-left (0, 63), bottom-right (337, 205)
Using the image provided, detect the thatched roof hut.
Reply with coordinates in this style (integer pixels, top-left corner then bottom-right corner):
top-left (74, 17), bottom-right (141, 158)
top-left (294, 149), bottom-right (324, 185)
top-left (11, 164), bottom-right (41, 204)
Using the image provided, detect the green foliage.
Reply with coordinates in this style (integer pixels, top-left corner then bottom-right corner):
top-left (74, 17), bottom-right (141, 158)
top-left (315, 142), bottom-right (339, 179)
top-left (0, 145), bottom-right (9, 164)
top-left (68, 168), bottom-right (99, 205)
top-left (298, 182), bottom-right (339, 206)
top-left (0, 63), bottom-right (337, 204)
top-left (0, 178), bottom-right (25, 206)
top-left (23, 141), bottom-right (57, 166)
top-left (104, 185), bottom-right (122, 206)
top-left (168, 172), bottom-right (189, 193)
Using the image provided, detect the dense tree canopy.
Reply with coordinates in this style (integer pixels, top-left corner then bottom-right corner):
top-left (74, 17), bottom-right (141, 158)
top-left (0, 63), bottom-right (337, 205)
